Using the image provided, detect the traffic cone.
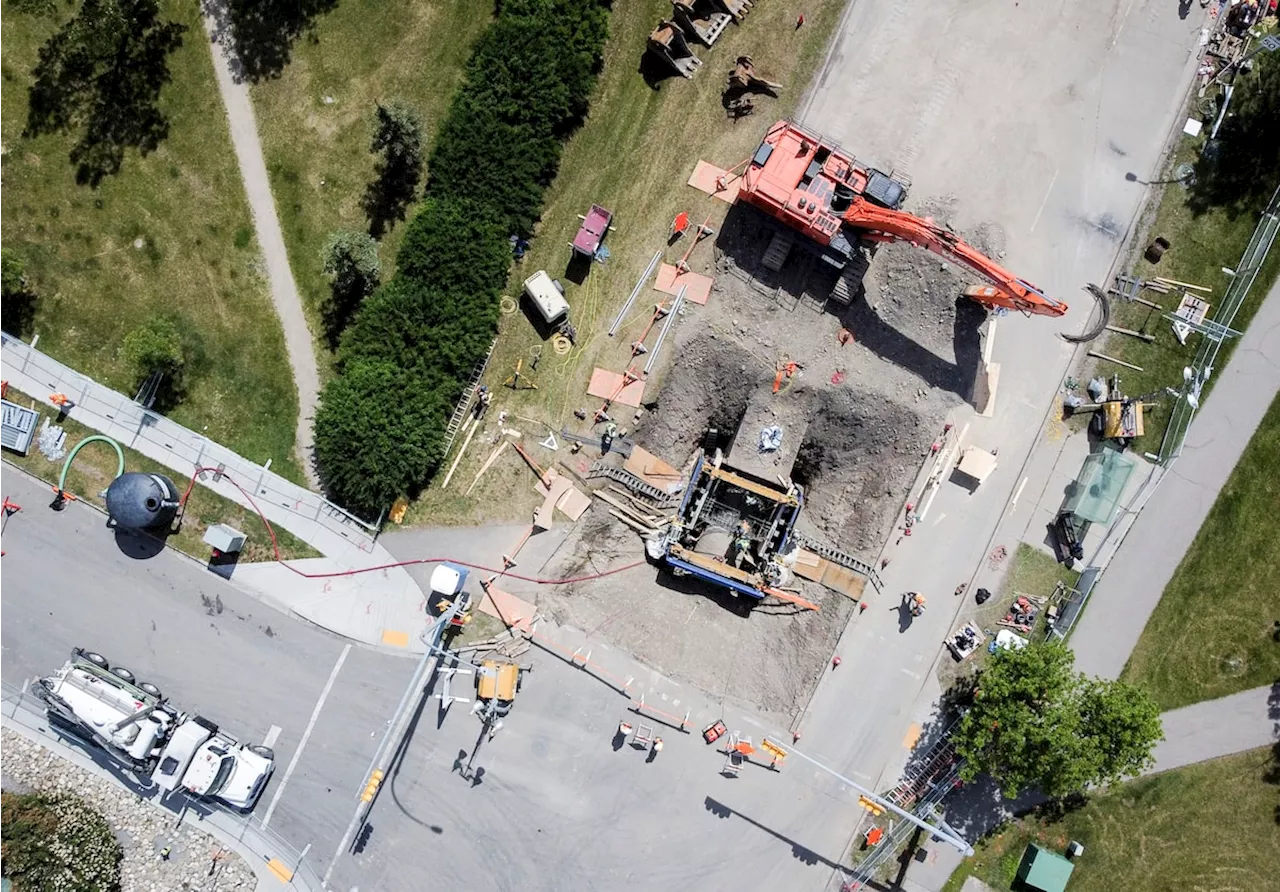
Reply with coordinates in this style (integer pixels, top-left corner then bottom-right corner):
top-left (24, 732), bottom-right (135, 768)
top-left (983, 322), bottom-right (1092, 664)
top-left (831, 655), bottom-right (842, 669)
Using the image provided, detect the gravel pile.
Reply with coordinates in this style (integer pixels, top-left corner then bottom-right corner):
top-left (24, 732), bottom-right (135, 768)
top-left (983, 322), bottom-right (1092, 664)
top-left (1, 728), bottom-right (257, 891)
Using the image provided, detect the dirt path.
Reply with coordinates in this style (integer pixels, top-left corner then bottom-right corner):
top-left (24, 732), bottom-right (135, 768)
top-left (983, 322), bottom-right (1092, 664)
top-left (200, 0), bottom-right (321, 488)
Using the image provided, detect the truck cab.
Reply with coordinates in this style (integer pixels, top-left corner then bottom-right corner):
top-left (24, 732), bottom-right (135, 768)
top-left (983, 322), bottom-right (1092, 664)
top-left (154, 716), bottom-right (274, 810)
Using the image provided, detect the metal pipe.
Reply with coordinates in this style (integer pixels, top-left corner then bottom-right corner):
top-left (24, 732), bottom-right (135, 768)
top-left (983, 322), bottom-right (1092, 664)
top-left (609, 251), bottom-right (662, 336)
top-left (322, 602), bottom-right (461, 886)
top-left (783, 744), bottom-right (974, 856)
top-left (645, 286), bottom-right (686, 375)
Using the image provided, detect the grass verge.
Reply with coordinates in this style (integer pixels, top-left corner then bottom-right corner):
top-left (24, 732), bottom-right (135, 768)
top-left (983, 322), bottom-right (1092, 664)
top-left (249, 0), bottom-right (491, 371)
top-left (2, 389), bottom-right (318, 563)
top-left (941, 748), bottom-right (1280, 892)
top-left (403, 0), bottom-right (846, 527)
top-left (1120, 391), bottom-right (1280, 710)
top-left (1084, 40), bottom-right (1280, 449)
top-left (0, 0), bottom-right (304, 482)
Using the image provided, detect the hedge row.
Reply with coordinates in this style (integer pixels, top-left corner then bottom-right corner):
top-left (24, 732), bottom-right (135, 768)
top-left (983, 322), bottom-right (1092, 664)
top-left (314, 0), bottom-right (611, 518)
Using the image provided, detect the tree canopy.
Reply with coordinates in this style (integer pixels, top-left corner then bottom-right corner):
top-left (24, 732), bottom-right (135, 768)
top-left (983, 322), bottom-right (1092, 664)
top-left (24, 0), bottom-right (187, 185)
top-left (314, 0), bottom-right (611, 515)
top-left (363, 100), bottom-right (425, 237)
top-left (953, 642), bottom-right (1163, 799)
top-left (321, 230), bottom-right (380, 343)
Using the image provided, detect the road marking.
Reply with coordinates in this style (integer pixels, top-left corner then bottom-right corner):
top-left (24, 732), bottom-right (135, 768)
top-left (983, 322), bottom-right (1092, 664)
top-left (263, 725), bottom-right (282, 749)
top-left (1029, 168), bottom-right (1058, 234)
top-left (899, 667), bottom-right (921, 680)
top-left (902, 723), bottom-right (923, 750)
top-left (260, 644), bottom-right (350, 829)
top-left (1009, 476), bottom-right (1028, 513)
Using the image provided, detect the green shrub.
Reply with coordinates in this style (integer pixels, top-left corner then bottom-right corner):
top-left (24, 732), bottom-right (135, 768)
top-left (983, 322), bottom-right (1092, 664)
top-left (314, 0), bottom-right (611, 514)
top-left (320, 229), bottom-right (381, 343)
top-left (1, 791), bottom-right (123, 892)
top-left (122, 315), bottom-right (185, 383)
top-left (1, 250), bottom-right (39, 338)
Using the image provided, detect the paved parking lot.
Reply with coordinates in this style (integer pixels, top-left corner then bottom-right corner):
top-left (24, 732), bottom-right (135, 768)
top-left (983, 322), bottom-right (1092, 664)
top-left (0, 469), bottom-right (409, 883)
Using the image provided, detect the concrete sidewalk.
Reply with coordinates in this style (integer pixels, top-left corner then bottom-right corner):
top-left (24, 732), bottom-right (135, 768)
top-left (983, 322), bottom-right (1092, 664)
top-left (1071, 277), bottom-right (1280, 680)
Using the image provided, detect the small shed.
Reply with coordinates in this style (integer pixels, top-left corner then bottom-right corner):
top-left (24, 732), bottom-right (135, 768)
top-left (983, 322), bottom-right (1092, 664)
top-left (1016, 844), bottom-right (1075, 892)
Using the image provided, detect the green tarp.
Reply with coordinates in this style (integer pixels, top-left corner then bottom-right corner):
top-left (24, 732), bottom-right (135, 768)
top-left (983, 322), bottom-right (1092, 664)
top-left (1063, 446), bottom-right (1135, 524)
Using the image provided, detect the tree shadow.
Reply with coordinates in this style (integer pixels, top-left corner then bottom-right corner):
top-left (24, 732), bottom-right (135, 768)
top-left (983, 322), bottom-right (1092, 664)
top-left (216, 0), bottom-right (339, 84)
top-left (1185, 52), bottom-right (1280, 219)
top-left (24, 6), bottom-right (187, 187)
top-left (1266, 679), bottom-right (1280, 824)
top-left (1, 277), bottom-right (39, 339)
top-left (362, 168), bottom-right (420, 240)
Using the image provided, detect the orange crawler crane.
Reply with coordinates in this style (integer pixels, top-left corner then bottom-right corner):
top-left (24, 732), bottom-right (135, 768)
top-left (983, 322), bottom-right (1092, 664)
top-left (736, 120), bottom-right (1071, 319)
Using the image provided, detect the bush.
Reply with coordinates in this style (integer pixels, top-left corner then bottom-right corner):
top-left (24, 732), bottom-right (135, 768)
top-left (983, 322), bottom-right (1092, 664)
top-left (321, 229), bottom-right (380, 343)
top-left (363, 99), bottom-right (425, 237)
top-left (313, 0), bottom-right (611, 515)
top-left (1, 791), bottom-right (123, 892)
top-left (122, 315), bottom-right (184, 383)
top-left (313, 361), bottom-right (454, 517)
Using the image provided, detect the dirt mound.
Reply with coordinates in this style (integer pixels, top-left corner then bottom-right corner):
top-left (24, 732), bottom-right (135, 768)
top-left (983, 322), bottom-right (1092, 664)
top-left (636, 332), bottom-right (768, 463)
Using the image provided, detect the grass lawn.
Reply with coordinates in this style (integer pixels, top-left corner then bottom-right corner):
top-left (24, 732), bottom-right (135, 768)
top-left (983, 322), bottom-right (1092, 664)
top-left (1085, 38), bottom-right (1280, 450)
top-left (941, 748), bottom-right (1280, 892)
top-left (403, 0), bottom-right (846, 527)
top-left (2, 390), bottom-right (317, 563)
top-left (0, 1), bottom-right (304, 482)
top-left (249, 0), bottom-right (492, 370)
top-left (1120, 391), bottom-right (1280, 710)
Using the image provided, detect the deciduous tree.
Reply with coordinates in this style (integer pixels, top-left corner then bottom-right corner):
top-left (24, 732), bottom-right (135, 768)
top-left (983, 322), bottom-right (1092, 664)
top-left (321, 230), bottom-right (380, 343)
top-left (953, 642), bottom-right (1163, 798)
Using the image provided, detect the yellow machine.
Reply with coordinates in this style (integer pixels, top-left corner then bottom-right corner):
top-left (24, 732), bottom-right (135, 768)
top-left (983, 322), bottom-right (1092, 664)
top-left (475, 660), bottom-right (522, 718)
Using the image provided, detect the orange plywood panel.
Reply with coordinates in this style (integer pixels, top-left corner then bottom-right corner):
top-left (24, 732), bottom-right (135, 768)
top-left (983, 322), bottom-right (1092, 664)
top-left (687, 161), bottom-right (742, 204)
top-left (479, 585), bottom-right (536, 633)
top-left (587, 368), bottom-right (646, 407)
top-left (654, 264), bottom-right (713, 305)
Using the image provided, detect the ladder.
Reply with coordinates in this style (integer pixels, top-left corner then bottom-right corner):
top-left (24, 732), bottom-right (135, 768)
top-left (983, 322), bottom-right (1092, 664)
top-left (885, 738), bottom-right (959, 809)
top-left (761, 230), bottom-right (794, 272)
top-left (588, 464), bottom-right (679, 507)
top-left (793, 533), bottom-right (883, 593)
top-left (441, 339), bottom-right (497, 460)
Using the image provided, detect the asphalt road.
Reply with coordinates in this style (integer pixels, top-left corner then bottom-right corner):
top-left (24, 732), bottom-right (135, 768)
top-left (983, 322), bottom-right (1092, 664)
top-left (0, 468), bottom-right (408, 886)
top-left (790, 0), bottom-right (1207, 871)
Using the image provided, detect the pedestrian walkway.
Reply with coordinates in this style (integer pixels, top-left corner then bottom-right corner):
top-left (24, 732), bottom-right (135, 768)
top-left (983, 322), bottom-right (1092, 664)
top-left (201, 0), bottom-right (321, 486)
top-left (1071, 277), bottom-right (1280, 680)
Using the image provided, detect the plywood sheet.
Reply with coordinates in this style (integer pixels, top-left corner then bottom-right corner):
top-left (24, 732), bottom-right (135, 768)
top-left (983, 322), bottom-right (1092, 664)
top-left (793, 549), bottom-right (825, 582)
top-left (587, 368), bottom-right (646, 407)
top-left (688, 160), bottom-right (742, 204)
top-left (819, 562), bottom-right (867, 601)
top-left (556, 485), bottom-right (591, 521)
top-left (654, 264), bottom-right (714, 305)
top-left (479, 585), bottom-right (536, 633)
top-left (624, 446), bottom-right (682, 489)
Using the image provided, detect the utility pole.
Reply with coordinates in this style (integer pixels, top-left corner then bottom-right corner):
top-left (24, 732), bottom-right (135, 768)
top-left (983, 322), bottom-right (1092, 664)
top-left (321, 601), bottom-right (464, 887)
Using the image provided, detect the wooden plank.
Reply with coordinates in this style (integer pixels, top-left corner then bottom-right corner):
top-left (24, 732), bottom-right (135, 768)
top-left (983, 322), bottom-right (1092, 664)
top-left (792, 549), bottom-right (826, 582)
top-left (593, 490), bottom-right (657, 527)
top-left (1105, 324), bottom-right (1156, 342)
top-left (1088, 351), bottom-right (1144, 372)
top-left (819, 563), bottom-right (867, 601)
top-left (708, 465), bottom-right (799, 506)
top-left (624, 446), bottom-right (682, 486)
top-left (668, 545), bottom-right (759, 585)
top-left (556, 485), bottom-right (591, 521)
top-left (587, 368), bottom-right (646, 407)
top-left (1154, 276), bottom-right (1211, 293)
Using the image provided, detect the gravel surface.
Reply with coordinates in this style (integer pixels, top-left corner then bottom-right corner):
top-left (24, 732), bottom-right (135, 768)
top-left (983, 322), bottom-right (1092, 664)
top-left (1, 728), bottom-right (257, 891)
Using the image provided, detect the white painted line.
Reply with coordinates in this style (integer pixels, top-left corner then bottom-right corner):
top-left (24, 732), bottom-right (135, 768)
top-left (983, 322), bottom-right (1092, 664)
top-left (900, 668), bottom-right (921, 680)
top-left (1009, 476), bottom-right (1028, 513)
top-left (263, 725), bottom-right (282, 749)
top-left (260, 643), bottom-right (350, 829)
top-left (1029, 169), bottom-right (1058, 234)
top-left (932, 512), bottom-right (946, 526)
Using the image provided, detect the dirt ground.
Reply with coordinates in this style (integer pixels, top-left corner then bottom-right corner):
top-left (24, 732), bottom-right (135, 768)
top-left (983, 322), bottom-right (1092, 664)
top-left (531, 193), bottom-right (1000, 717)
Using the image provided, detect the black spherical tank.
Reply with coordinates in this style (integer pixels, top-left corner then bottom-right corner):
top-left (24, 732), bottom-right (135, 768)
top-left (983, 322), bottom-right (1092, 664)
top-left (105, 472), bottom-right (180, 530)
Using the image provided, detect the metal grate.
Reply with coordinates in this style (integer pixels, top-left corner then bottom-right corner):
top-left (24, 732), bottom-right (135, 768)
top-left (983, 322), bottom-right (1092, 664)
top-left (1, 399), bottom-right (39, 455)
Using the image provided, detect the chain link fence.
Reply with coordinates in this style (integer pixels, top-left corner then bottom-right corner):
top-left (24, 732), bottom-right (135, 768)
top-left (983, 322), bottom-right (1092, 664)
top-left (2, 332), bottom-right (380, 553)
top-left (1159, 184), bottom-right (1280, 464)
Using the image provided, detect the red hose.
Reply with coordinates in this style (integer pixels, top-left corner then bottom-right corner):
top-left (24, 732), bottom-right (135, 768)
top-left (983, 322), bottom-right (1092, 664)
top-left (182, 466), bottom-right (644, 584)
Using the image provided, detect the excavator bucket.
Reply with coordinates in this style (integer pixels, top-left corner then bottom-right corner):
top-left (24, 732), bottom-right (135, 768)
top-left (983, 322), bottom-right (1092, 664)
top-left (672, 0), bottom-right (732, 46)
top-left (726, 56), bottom-right (783, 97)
top-left (713, 0), bottom-right (753, 22)
top-left (648, 20), bottom-right (704, 79)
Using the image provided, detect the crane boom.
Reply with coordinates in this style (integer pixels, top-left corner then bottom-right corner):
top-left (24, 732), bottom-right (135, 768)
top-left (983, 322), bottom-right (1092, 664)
top-left (736, 120), bottom-right (1068, 318)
